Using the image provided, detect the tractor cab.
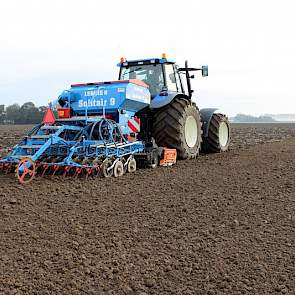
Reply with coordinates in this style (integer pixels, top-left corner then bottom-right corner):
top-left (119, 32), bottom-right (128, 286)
top-left (118, 55), bottom-right (184, 98)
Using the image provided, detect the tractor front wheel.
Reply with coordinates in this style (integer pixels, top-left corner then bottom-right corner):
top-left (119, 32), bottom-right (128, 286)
top-left (202, 113), bottom-right (230, 153)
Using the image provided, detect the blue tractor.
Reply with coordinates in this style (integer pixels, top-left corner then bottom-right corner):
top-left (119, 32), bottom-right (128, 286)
top-left (0, 54), bottom-right (230, 183)
top-left (118, 54), bottom-right (230, 160)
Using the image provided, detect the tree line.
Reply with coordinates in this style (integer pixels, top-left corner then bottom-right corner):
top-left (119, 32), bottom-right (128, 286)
top-left (231, 113), bottom-right (276, 123)
top-left (0, 102), bottom-right (47, 124)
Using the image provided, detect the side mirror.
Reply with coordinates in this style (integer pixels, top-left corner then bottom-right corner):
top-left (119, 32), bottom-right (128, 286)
top-left (202, 65), bottom-right (208, 77)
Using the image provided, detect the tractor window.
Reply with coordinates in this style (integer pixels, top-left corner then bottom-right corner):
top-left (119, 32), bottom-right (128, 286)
top-left (164, 64), bottom-right (177, 92)
top-left (174, 65), bottom-right (183, 93)
top-left (120, 64), bottom-right (164, 97)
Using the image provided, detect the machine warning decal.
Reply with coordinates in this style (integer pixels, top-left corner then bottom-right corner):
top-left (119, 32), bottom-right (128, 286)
top-left (128, 117), bottom-right (140, 133)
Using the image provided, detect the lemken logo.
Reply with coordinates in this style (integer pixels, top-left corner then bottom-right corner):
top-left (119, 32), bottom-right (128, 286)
top-left (84, 88), bottom-right (108, 97)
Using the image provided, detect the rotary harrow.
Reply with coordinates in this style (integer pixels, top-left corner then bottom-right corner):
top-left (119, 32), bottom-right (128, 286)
top-left (0, 54), bottom-right (231, 184)
top-left (0, 117), bottom-right (144, 183)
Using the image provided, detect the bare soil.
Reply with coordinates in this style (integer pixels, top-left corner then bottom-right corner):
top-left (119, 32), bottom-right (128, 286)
top-left (0, 123), bottom-right (295, 294)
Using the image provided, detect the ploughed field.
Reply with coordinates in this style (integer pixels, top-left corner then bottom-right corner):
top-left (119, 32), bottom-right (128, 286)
top-left (0, 123), bottom-right (294, 294)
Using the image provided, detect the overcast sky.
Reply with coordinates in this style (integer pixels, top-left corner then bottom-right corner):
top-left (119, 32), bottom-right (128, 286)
top-left (0, 0), bottom-right (294, 116)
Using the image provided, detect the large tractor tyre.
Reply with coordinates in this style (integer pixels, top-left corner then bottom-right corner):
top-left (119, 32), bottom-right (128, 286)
top-left (202, 113), bottom-right (230, 153)
top-left (152, 97), bottom-right (202, 159)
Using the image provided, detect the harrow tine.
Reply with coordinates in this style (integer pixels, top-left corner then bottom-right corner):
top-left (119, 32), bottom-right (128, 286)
top-left (0, 163), bottom-right (6, 173)
top-left (74, 167), bottom-right (82, 178)
top-left (96, 166), bottom-right (101, 176)
top-left (41, 164), bottom-right (49, 177)
top-left (35, 162), bottom-right (41, 175)
top-left (85, 167), bottom-right (93, 179)
top-left (52, 164), bottom-right (60, 176)
top-left (4, 163), bottom-right (11, 174)
top-left (90, 165), bottom-right (99, 177)
top-left (37, 165), bottom-right (43, 175)
top-left (63, 166), bottom-right (71, 177)
top-left (92, 167), bottom-right (97, 177)
top-left (10, 163), bottom-right (16, 174)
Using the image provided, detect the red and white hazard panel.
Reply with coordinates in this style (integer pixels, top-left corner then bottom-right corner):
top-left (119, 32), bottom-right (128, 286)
top-left (128, 117), bottom-right (140, 133)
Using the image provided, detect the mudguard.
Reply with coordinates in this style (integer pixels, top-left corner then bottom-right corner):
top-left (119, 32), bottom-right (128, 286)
top-left (200, 108), bottom-right (218, 137)
top-left (150, 92), bottom-right (183, 109)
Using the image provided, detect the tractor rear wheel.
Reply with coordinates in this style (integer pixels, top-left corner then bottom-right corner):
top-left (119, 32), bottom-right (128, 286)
top-left (152, 97), bottom-right (202, 159)
top-left (202, 113), bottom-right (230, 153)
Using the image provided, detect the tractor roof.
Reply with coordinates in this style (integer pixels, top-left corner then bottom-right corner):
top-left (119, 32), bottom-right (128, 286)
top-left (117, 57), bottom-right (175, 67)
